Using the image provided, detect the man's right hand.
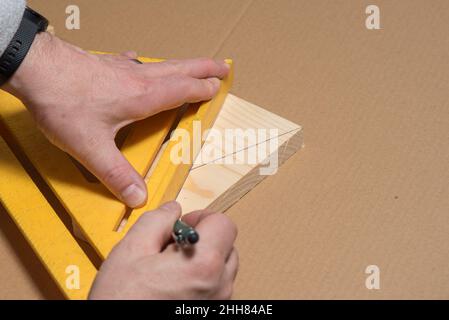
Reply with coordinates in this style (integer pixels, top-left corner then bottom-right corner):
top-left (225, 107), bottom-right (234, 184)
top-left (88, 201), bottom-right (239, 300)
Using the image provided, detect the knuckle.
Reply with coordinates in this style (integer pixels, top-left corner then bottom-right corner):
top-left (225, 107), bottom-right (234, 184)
top-left (198, 57), bottom-right (215, 65)
top-left (198, 57), bottom-right (217, 71)
top-left (101, 162), bottom-right (131, 186)
top-left (139, 209), bottom-right (174, 226)
top-left (204, 80), bottom-right (218, 97)
top-left (133, 210), bottom-right (177, 238)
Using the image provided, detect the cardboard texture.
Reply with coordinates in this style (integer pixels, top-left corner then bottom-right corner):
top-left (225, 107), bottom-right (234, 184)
top-left (1, 0), bottom-right (449, 299)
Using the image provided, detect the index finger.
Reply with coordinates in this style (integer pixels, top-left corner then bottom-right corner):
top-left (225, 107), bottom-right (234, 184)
top-left (140, 58), bottom-right (230, 80)
top-left (181, 209), bottom-right (215, 227)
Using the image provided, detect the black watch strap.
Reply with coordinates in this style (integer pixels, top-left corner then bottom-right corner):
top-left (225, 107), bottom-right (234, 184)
top-left (0, 7), bottom-right (49, 86)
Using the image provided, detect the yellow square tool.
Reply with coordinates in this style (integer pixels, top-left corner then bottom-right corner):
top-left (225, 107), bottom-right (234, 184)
top-left (0, 55), bottom-right (233, 299)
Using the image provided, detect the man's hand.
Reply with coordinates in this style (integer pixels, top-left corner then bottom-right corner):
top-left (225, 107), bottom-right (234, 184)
top-left (88, 201), bottom-right (238, 300)
top-left (3, 32), bottom-right (229, 207)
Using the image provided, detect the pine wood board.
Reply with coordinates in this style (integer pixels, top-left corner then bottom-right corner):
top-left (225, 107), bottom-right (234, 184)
top-left (177, 94), bottom-right (303, 213)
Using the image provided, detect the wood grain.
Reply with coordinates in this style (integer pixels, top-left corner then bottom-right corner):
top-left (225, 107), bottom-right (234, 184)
top-left (177, 94), bottom-right (303, 213)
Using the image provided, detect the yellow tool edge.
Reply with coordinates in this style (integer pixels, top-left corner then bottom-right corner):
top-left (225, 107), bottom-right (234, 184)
top-left (0, 55), bottom-right (177, 259)
top-left (123, 60), bottom-right (234, 231)
top-left (89, 54), bottom-right (176, 235)
top-left (0, 137), bottom-right (97, 299)
top-left (0, 54), bottom-right (233, 265)
top-left (92, 56), bottom-right (234, 256)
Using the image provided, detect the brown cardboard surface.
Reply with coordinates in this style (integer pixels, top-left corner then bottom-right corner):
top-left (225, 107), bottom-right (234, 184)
top-left (1, 0), bottom-right (449, 299)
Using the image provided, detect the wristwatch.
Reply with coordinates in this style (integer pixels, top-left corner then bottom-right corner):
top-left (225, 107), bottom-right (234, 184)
top-left (0, 7), bottom-right (49, 86)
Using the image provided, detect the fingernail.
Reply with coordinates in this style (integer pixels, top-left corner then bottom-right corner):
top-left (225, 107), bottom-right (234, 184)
top-left (160, 201), bottom-right (181, 212)
top-left (223, 61), bottom-right (230, 69)
top-left (121, 184), bottom-right (146, 208)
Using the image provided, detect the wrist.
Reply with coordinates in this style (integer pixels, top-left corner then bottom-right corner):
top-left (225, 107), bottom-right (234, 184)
top-left (3, 32), bottom-right (54, 99)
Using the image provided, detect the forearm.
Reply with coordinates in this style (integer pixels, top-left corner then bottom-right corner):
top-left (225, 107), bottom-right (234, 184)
top-left (0, 0), bottom-right (26, 55)
top-left (3, 31), bottom-right (63, 101)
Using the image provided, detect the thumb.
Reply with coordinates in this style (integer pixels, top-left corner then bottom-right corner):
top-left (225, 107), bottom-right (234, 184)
top-left (121, 201), bottom-right (182, 256)
top-left (82, 139), bottom-right (147, 208)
